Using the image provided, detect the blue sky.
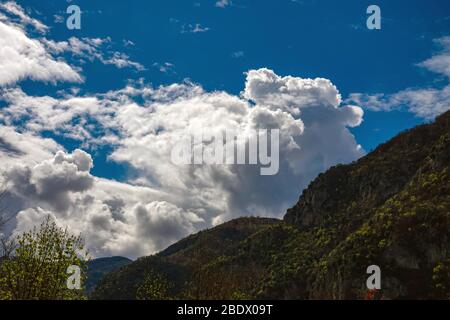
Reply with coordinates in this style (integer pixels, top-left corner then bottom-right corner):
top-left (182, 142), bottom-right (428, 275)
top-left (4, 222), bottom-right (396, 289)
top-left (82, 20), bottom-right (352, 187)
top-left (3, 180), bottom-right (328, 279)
top-left (21, 0), bottom-right (450, 152)
top-left (1, 0), bottom-right (449, 257)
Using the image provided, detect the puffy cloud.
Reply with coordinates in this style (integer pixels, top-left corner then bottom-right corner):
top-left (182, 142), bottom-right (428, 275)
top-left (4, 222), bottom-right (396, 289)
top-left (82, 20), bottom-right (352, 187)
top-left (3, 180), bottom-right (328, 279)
top-left (0, 67), bottom-right (364, 258)
top-left (106, 82), bottom-right (313, 219)
top-left (347, 36), bottom-right (450, 120)
top-left (6, 149), bottom-right (94, 212)
top-left (13, 207), bottom-right (56, 236)
top-left (243, 68), bottom-right (343, 116)
top-left (2, 148), bottom-right (205, 258)
top-left (53, 149), bottom-right (94, 172)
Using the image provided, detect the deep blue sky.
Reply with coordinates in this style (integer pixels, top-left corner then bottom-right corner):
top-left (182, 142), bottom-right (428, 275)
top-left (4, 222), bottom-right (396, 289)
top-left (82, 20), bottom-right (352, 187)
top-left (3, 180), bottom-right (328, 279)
top-left (19, 0), bottom-right (450, 158)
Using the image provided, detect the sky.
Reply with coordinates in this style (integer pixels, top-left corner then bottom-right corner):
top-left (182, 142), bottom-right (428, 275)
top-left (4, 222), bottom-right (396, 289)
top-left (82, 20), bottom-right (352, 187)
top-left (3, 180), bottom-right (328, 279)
top-left (0, 0), bottom-right (449, 258)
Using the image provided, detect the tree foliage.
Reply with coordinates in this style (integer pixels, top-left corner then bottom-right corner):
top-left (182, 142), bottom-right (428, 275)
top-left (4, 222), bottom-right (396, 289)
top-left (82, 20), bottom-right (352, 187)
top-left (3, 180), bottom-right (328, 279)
top-left (136, 270), bottom-right (171, 300)
top-left (0, 216), bottom-right (89, 300)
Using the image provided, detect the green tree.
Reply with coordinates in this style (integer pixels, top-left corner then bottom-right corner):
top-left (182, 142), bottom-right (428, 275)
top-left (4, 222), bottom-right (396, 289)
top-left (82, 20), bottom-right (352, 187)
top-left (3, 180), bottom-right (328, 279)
top-left (136, 270), bottom-right (171, 300)
top-left (0, 216), bottom-right (89, 300)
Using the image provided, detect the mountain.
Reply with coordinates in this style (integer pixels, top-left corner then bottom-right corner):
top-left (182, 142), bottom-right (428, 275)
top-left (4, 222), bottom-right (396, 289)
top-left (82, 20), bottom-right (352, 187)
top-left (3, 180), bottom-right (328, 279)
top-left (86, 256), bottom-right (132, 294)
top-left (90, 217), bottom-right (279, 299)
top-left (91, 111), bottom-right (450, 300)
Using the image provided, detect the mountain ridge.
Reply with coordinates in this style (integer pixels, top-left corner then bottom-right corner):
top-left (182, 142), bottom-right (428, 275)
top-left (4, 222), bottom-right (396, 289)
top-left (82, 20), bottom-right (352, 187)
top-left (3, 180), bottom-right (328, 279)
top-left (91, 111), bottom-right (450, 299)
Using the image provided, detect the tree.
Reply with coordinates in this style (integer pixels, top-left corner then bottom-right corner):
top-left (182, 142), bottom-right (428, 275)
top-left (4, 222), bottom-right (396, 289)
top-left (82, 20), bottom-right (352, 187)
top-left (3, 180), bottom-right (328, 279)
top-left (0, 216), bottom-right (89, 300)
top-left (136, 270), bottom-right (171, 300)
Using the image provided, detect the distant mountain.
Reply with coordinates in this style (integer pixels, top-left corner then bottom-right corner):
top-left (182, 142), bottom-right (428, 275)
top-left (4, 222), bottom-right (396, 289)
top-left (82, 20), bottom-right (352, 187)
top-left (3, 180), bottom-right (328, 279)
top-left (86, 256), bottom-right (132, 294)
top-left (92, 111), bottom-right (450, 300)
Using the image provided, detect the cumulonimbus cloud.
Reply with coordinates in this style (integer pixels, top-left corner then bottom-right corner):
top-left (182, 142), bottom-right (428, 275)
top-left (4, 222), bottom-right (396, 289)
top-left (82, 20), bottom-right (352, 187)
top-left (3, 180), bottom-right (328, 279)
top-left (1, 68), bottom-right (364, 258)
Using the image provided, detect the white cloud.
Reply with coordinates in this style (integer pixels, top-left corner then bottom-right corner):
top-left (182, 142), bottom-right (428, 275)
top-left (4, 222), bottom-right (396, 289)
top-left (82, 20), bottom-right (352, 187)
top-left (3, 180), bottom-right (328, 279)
top-left (417, 37), bottom-right (450, 79)
top-left (122, 39), bottom-right (135, 47)
top-left (348, 86), bottom-right (450, 120)
top-left (181, 23), bottom-right (210, 33)
top-left (0, 20), bottom-right (82, 86)
top-left (231, 51), bottom-right (244, 58)
top-left (104, 52), bottom-right (145, 71)
top-left (6, 149), bottom-right (94, 212)
top-left (3, 148), bottom-right (205, 258)
top-left (133, 201), bottom-right (204, 249)
top-left (243, 68), bottom-right (345, 116)
top-left (0, 69), bottom-right (364, 258)
top-left (53, 14), bottom-right (64, 24)
top-left (153, 62), bottom-right (175, 74)
top-left (347, 36), bottom-right (450, 120)
top-left (0, 1), bottom-right (145, 82)
top-left (0, 1), bottom-right (48, 34)
top-left (0, 87), bottom-right (117, 143)
top-left (42, 37), bottom-right (145, 71)
top-left (215, 0), bottom-right (232, 8)
top-left (0, 125), bottom-right (60, 168)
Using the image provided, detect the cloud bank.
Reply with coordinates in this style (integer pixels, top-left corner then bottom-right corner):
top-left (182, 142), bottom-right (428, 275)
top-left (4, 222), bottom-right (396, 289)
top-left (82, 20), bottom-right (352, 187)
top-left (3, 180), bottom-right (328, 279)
top-left (0, 69), bottom-right (364, 258)
top-left (0, 3), bottom-right (364, 258)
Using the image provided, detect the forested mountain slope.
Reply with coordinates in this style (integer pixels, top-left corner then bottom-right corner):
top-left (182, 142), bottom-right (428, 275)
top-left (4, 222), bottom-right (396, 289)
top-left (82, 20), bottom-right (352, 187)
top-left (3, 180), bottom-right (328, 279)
top-left (92, 111), bottom-right (450, 300)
